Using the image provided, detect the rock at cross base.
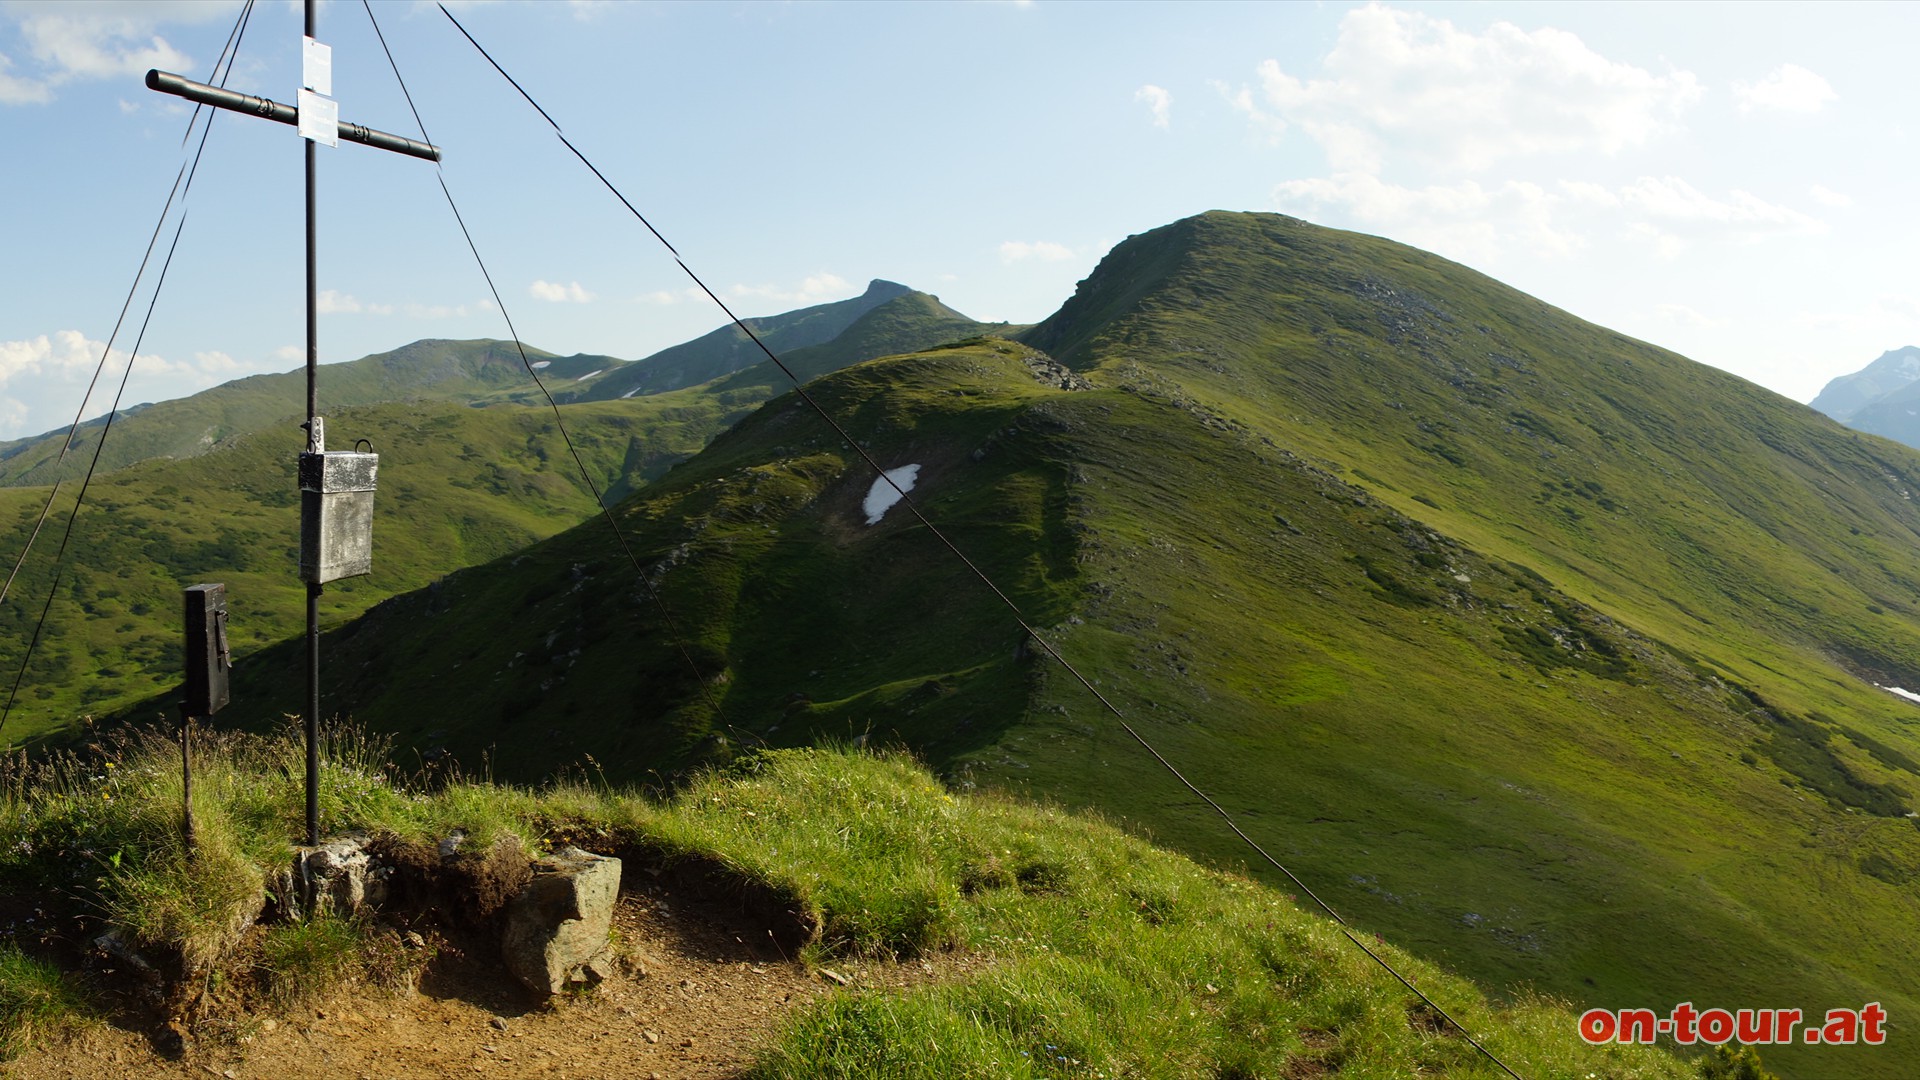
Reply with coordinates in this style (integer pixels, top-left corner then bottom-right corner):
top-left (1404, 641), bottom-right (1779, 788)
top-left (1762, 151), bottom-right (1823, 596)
top-left (277, 834), bottom-right (387, 921)
top-left (501, 846), bottom-right (623, 995)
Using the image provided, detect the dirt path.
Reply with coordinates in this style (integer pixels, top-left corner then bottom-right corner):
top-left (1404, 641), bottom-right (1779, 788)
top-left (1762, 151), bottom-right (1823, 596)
top-left (8, 882), bottom-right (970, 1080)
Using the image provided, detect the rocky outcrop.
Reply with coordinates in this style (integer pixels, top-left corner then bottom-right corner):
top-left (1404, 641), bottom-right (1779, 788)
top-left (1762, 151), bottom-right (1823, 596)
top-left (500, 847), bottom-right (623, 995)
top-left (270, 834), bottom-right (388, 921)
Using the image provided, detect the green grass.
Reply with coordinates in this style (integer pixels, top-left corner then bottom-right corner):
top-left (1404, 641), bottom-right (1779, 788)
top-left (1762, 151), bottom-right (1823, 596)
top-left (26, 211), bottom-right (1920, 1075)
top-left (1, 287), bottom-right (1003, 747)
top-left (0, 731), bottom-right (1694, 1078)
top-left (253, 914), bottom-right (369, 1007)
top-left (127, 326), bottom-right (1920, 1075)
top-left (0, 388), bottom-right (752, 744)
top-left (0, 944), bottom-right (91, 1061)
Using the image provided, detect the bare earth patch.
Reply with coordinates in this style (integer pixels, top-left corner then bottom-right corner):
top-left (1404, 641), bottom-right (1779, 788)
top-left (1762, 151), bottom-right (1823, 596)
top-left (9, 880), bottom-right (982, 1080)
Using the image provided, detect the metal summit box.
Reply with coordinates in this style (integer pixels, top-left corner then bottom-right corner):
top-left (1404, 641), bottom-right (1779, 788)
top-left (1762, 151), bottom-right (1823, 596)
top-left (298, 450), bottom-right (378, 584)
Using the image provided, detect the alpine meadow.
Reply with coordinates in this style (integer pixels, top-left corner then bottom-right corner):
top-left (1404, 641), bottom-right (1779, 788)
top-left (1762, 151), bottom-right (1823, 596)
top-left (5, 211), bottom-right (1918, 1078)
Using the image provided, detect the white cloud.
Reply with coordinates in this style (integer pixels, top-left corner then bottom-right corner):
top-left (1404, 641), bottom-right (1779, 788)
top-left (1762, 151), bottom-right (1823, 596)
top-left (636, 288), bottom-right (705, 305)
top-left (0, 330), bottom-right (247, 437)
top-left (1272, 173), bottom-right (1585, 261)
top-left (0, 399), bottom-right (29, 437)
top-left (1874, 295), bottom-right (1920, 319)
top-left (1134, 84), bottom-right (1171, 129)
top-left (0, 330), bottom-right (110, 383)
top-left (402, 301), bottom-right (477, 319)
top-left (1273, 172), bottom-right (1821, 264)
top-left (317, 289), bottom-right (362, 315)
top-left (1618, 176), bottom-right (1823, 240)
top-left (1809, 184), bottom-right (1850, 208)
top-left (193, 349), bottom-right (246, 374)
top-left (1792, 310), bottom-right (1851, 332)
top-left (0, 52), bottom-right (52, 105)
top-left (1733, 64), bottom-right (1836, 115)
top-left (1654, 303), bottom-right (1721, 328)
top-left (273, 345), bottom-right (304, 363)
top-left (1212, 79), bottom-right (1287, 144)
top-left (0, 2), bottom-right (220, 104)
top-left (726, 273), bottom-right (854, 307)
top-left (1000, 240), bottom-right (1076, 263)
top-left (530, 279), bottom-right (596, 303)
top-left (1234, 5), bottom-right (1700, 172)
top-left (320, 289), bottom-right (482, 317)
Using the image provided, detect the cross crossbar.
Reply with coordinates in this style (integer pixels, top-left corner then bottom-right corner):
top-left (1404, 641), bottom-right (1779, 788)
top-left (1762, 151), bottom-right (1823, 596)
top-left (146, 69), bottom-right (441, 162)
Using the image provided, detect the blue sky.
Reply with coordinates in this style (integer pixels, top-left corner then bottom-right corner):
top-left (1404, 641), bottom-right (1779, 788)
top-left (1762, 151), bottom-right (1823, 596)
top-left (0, 0), bottom-right (1913, 440)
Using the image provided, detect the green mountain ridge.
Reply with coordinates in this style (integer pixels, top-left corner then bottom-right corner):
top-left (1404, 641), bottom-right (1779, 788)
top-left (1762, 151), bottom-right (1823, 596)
top-left (153, 211), bottom-right (1920, 1075)
top-left (0, 284), bottom-right (998, 741)
top-left (708, 289), bottom-right (1023, 396)
top-left (569, 278), bottom-right (917, 401)
top-left (0, 339), bottom-right (625, 487)
top-left (0, 388), bottom-right (747, 742)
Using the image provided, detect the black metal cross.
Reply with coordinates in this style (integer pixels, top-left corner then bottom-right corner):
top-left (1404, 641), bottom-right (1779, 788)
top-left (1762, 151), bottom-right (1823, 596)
top-left (147, 1), bottom-right (440, 846)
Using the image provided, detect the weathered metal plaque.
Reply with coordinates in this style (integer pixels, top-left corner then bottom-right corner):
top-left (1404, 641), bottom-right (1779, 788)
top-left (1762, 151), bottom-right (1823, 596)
top-left (299, 450), bottom-right (378, 583)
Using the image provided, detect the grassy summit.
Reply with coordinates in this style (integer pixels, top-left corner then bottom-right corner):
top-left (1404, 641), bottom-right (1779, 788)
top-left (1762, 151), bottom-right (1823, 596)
top-left (153, 211), bottom-right (1920, 1076)
top-left (0, 731), bottom-right (1691, 1078)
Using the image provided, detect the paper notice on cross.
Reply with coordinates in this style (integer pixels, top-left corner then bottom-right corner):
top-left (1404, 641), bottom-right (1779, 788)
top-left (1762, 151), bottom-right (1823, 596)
top-left (298, 89), bottom-right (338, 147)
top-left (302, 36), bottom-right (332, 95)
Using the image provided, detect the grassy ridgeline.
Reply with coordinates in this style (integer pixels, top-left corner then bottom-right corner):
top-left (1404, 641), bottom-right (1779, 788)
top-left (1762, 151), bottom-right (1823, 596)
top-left (0, 730), bottom-right (1689, 1078)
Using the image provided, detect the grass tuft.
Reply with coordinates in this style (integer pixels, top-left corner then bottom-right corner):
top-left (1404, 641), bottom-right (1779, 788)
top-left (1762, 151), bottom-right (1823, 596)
top-left (0, 944), bottom-right (90, 1060)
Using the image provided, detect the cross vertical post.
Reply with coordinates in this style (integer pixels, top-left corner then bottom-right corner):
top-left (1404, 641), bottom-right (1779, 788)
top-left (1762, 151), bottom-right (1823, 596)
top-left (304, 0), bottom-right (321, 849)
top-left (146, 1), bottom-right (440, 849)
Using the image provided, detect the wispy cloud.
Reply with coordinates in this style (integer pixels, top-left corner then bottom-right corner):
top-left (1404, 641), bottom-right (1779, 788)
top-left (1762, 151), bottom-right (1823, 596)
top-left (317, 289), bottom-right (367, 315)
top-left (1872, 295), bottom-right (1920, 320)
top-left (0, 53), bottom-right (51, 105)
top-left (1228, 6), bottom-right (1700, 172)
top-left (1273, 174), bottom-right (1585, 261)
top-left (1134, 84), bottom-right (1171, 129)
top-left (1733, 64), bottom-right (1836, 115)
top-left (565, 0), bottom-right (614, 21)
top-left (726, 273), bottom-right (854, 307)
top-left (0, 329), bottom-right (262, 437)
top-left (1274, 172), bottom-right (1821, 264)
top-left (0, 2), bottom-right (218, 105)
top-left (1808, 184), bottom-right (1850, 208)
top-left (530, 279), bottom-right (596, 303)
top-left (1000, 240), bottom-right (1075, 263)
top-left (635, 287), bottom-right (706, 306)
top-left (1618, 176), bottom-right (1823, 245)
top-left (320, 289), bottom-right (483, 317)
top-left (1654, 303), bottom-right (1721, 328)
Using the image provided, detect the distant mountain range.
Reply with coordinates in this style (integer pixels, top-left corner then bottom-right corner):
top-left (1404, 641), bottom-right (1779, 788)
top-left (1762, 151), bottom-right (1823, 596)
top-left (0, 282), bottom-right (1002, 740)
top-left (0, 280), bottom-right (1007, 487)
top-left (1811, 345), bottom-right (1920, 449)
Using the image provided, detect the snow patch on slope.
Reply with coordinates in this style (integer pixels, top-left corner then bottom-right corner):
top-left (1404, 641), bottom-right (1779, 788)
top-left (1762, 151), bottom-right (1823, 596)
top-left (863, 465), bottom-right (921, 525)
